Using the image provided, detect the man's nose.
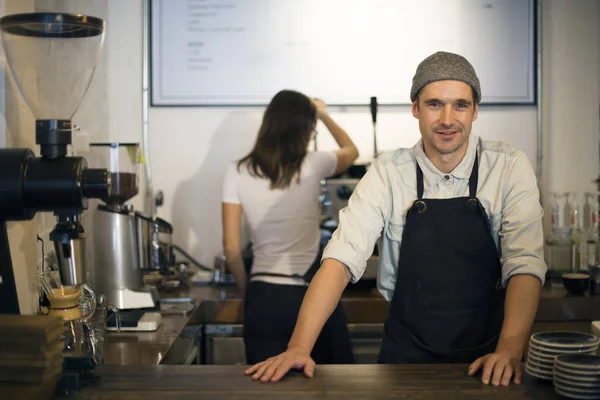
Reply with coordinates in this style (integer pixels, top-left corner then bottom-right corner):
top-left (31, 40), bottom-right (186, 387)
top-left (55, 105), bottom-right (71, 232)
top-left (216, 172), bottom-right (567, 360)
top-left (440, 106), bottom-right (453, 126)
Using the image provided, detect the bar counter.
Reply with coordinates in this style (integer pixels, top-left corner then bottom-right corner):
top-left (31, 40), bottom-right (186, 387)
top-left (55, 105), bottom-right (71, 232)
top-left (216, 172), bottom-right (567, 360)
top-left (67, 364), bottom-right (560, 399)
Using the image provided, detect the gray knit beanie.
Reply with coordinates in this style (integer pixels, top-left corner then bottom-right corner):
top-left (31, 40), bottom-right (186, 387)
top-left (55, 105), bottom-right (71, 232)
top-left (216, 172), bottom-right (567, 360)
top-left (410, 51), bottom-right (481, 103)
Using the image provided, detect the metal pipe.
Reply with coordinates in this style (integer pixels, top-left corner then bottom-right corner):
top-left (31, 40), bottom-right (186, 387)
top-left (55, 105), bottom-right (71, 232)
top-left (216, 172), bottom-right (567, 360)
top-left (142, 0), bottom-right (154, 216)
top-left (596, 103), bottom-right (600, 192)
top-left (370, 97), bottom-right (378, 161)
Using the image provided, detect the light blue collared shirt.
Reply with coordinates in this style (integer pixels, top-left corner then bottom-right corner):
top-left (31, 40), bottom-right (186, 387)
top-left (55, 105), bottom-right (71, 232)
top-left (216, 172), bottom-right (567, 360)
top-left (323, 134), bottom-right (547, 301)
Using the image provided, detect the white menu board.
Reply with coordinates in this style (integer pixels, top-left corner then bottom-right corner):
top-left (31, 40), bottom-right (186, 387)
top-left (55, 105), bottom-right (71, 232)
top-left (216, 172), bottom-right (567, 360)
top-left (151, 0), bottom-right (535, 106)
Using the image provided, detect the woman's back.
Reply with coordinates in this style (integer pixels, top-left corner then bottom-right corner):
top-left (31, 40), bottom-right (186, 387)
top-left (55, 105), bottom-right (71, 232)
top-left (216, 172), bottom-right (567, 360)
top-left (223, 151), bottom-right (336, 282)
top-left (221, 91), bottom-right (358, 365)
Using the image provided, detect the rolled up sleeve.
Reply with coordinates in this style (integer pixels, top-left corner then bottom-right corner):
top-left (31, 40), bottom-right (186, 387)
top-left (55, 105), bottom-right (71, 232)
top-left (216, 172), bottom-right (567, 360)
top-left (500, 151), bottom-right (547, 287)
top-left (322, 158), bottom-right (390, 282)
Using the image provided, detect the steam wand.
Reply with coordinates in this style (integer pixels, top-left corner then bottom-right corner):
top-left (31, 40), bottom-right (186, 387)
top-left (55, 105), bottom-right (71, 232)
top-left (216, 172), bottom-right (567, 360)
top-left (370, 96), bottom-right (379, 161)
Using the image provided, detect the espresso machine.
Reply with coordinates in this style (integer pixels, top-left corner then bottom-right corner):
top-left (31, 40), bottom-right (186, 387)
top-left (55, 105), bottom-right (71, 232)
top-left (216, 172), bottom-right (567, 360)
top-left (87, 143), bottom-right (169, 331)
top-left (0, 12), bottom-right (110, 393)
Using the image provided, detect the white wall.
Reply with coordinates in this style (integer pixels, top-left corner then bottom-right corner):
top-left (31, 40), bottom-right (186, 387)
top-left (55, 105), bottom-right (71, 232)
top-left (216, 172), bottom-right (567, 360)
top-left (541, 0), bottom-right (600, 195)
top-left (148, 105), bottom-right (540, 267)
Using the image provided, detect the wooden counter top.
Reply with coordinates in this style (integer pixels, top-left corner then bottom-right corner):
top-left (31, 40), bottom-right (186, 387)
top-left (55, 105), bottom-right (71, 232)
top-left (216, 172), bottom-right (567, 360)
top-left (68, 364), bottom-right (560, 399)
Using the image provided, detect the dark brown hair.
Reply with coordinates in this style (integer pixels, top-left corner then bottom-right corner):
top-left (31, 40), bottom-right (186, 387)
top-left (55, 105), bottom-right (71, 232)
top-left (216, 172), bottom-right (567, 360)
top-left (238, 90), bottom-right (316, 189)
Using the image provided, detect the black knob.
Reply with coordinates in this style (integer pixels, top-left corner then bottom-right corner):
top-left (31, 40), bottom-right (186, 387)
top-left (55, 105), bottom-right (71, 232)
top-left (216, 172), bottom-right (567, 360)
top-left (370, 97), bottom-right (378, 124)
top-left (337, 185), bottom-right (353, 200)
top-left (82, 168), bottom-right (111, 200)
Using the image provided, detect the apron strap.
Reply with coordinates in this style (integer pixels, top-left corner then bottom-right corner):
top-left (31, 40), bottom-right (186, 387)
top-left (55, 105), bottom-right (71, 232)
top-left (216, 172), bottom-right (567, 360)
top-left (415, 152), bottom-right (479, 199)
top-left (249, 271), bottom-right (305, 279)
top-left (250, 246), bottom-right (323, 283)
top-left (468, 152), bottom-right (479, 197)
top-left (416, 164), bottom-right (425, 199)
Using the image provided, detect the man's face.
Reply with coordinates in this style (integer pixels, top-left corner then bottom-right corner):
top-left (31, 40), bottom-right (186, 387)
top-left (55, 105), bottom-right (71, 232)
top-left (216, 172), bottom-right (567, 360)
top-left (412, 80), bottom-right (478, 160)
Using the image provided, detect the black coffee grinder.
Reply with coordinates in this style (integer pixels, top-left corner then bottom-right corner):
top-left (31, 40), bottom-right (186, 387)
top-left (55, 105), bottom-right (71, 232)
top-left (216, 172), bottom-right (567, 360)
top-left (0, 12), bottom-right (110, 314)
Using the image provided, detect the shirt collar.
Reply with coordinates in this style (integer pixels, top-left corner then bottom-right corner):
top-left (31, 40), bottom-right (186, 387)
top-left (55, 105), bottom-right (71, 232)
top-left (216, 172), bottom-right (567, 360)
top-left (413, 134), bottom-right (479, 187)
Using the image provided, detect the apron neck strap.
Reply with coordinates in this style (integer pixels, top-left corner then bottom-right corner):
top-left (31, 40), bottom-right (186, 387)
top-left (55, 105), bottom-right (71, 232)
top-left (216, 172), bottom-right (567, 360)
top-left (416, 163), bottom-right (425, 199)
top-left (468, 152), bottom-right (479, 197)
top-left (416, 152), bottom-right (480, 199)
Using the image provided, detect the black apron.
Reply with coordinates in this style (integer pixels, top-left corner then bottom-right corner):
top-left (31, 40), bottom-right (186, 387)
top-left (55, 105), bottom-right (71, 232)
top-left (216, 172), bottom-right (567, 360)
top-left (378, 154), bottom-right (506, 364)
top-left (244, 247), bottom-right (355, 365)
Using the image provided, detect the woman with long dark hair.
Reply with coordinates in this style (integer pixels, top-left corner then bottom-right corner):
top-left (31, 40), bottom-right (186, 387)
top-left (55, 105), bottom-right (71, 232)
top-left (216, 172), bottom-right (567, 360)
top-left (222, 89), bottom-right (359, 365)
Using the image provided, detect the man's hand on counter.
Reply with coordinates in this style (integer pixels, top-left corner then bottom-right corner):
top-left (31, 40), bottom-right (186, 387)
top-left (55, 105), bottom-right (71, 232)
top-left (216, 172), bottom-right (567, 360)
top-left (245, 346), bottom-right (315, 383)
top-left (466, 274), bottom-right (539, 387)
top-left (467, 350), bottom-right (522, 386)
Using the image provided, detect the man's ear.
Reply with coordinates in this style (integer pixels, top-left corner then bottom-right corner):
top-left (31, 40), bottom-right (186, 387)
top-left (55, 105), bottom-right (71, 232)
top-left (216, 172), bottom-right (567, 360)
top-left (412, 100), bottom-right (419, 119)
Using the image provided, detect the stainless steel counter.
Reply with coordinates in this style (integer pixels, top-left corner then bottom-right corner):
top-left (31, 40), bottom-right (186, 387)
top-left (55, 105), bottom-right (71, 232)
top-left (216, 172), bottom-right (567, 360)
top-left (103, 311), bottom-right (191, 365)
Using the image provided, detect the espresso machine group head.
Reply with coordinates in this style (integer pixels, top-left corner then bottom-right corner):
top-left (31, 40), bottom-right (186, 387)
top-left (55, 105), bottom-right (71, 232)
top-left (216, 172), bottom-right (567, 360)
top-left (0, 13), bottom-right (110, 314)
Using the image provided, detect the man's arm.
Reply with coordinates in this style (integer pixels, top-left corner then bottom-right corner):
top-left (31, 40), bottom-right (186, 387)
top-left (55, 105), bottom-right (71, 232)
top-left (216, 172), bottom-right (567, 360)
top-left (244, 258), bottom-right (351, 382)
top-left (468, 274), bottom-right (541, 385)
top-left (496, 274), bottom-right (542, 361)
top-left (245, 156), bottom-right (391, 382)
top-left (289, 259), bottom-right (352, 353)
top-left (469, 149), bottom-right (546, 386)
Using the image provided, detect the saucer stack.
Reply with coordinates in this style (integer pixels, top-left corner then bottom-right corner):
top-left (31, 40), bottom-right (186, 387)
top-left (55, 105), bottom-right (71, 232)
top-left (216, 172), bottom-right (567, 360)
top-left (525, 332), bottom-right (599, 381)
top-left (554, 354), bottom-right (600, 399)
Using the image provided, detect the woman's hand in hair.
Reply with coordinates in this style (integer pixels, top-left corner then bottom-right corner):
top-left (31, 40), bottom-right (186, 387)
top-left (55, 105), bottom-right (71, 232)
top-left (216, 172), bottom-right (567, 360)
top-left (311, 98), bottom-right (328, 119)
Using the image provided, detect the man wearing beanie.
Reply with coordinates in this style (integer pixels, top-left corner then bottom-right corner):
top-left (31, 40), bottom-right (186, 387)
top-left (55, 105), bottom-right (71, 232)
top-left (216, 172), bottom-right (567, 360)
top-left (246, 52), bottom-right (546, 388)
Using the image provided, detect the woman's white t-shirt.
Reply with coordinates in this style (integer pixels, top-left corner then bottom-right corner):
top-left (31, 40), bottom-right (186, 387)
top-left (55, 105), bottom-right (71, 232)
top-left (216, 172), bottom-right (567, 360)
top-left (222, 151), bottom-right (337, 285)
